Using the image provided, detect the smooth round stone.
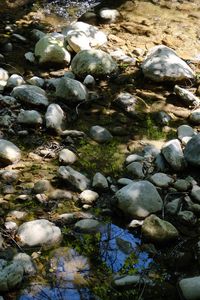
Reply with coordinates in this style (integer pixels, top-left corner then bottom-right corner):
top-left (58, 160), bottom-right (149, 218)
top-left (125, 154), bottom-right (144, 165)
top-left (0, 139), bottom-right (21, 165)
top-left (173, 179), bottom-right (191, 191)
top-left (184, 135), bottom-right (200, 166)
top-left (126, 162), bottom-right (144, 179)
top-left (17, 109), bottom-right (43, 125)
top-left (190, 109), bottom-right (200, 124)
top-left (177, 211), bottom-right (197, 226)
top-left (179, 276), bottom-right (200, 300)
top-left (33, 180), bottom-right (52, 194)
top-left (191, 185), bottom-right (200, 203)
top-left (74, 219), bottom-right (101, 233)
top-left (59, 149), bottom-right (78, 165)
top-left (79, 190), bottom-right (99, 204)
top-left (92, 172), bottom-right (108, 190)
top-left (90, 125), bottom-right (113, 143)
top-left (149, 172), bottom-right (173, 188)
top-left (6, 74), bottom-right (25, 89)
top-left (177, 124), bottom-right (196, 141)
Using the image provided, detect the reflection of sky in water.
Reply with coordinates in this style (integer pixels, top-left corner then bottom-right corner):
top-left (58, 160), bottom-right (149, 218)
top-left (100, 223), bottom-right (153, 273)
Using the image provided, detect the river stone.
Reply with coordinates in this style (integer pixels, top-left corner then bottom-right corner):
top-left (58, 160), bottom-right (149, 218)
top-left (71, 49), bottom-right (118, 78)
top-left (17, 109), bottom-right (43, 125)
top-left (113, 275), bottom-right (150, 288)
top-left (141, 214), bottom-right (178, 243)
top-left (125, 154), bottom-right (144, 165)
top-left (74, 219), bottom-right (101, 233)
top-left (0, 139), bottom-right (21, 165)
top-left (0, 261), bottom-right (24, 291)
top-left (11, 84), bottom-right (49, 107)
top-left (66, 30), bottom-right (91, 53)
top-left (90, 125), bottom-right (113, 143)
top-left (126, 162), bottom-right (144, 179)
top-left (177, 211), bottom-right (197, 226)
top-left (58, 166), bottom-right (90, 191)
top-left (62, 21), bottom-right (107, 48)
top-left (17, 219), bottom-right (62, 247)
top-left (191, 185), bottom-right (200, 203)
top-left (118, 178), bottom-right (133, 186)
top-left (0, 68), bottom-right (9, 91)
top-left (83, 74), bottom-right (95, 87)
top-left (34, 33), bottom-right (71, 65)
top-left (165, 198), bottom-right (181, 215)
top-left (149, 172), bottom-right (173, 188)
top-left (173, 179), bottom-right (191, 191)
top-left (141, 45), bottom-right (195, 82)
top-left (13, 253), bottom-right (36, 275)
top-left (55, 77), bottom-right (88, 103)
top-left (27, 76), bottom-right (45, 88)
top-left (59, 148), bottom-right (78, 165)
top-left (115, 180), bottom-right (163, 219)
top-left (179, 276), bottom-right (200, 300)
top-left (79, 190), bottom-right (99, 205)
top-left (0, 170), bottom-right (18, 183)
top-left (184, 135), bottom-right (200, 166)
top-left (161, 139), bottom-right (185, 171)
top-left (190, 109), bottom-right (200, 124)
top-left (92, 172), bottom-right (108, 190)
top-left (177, 125), bottom-right (196, 144)
top-left (34, 179), bottom-right (52, 194)
top-left (45, 103), bottom-right (64, 132)
top-left (6, 74), bottom-right (25, 89)
top-left (99, 8), bottom-right (121, 23)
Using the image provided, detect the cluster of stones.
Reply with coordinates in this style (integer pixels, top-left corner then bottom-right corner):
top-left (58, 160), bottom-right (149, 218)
top-left (1, 8), bottom-right (200, 299)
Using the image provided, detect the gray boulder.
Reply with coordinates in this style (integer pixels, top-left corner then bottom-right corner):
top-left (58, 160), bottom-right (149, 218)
top-left (179, 276), bottom-right (200, 300)
top-left (17, 219), bottom-right (62, 247)
top-left (71, 49), bottom-right (118, 78)
top-left (126, 161), bottom-right (144, 179)
top-left (90, 125), bottom-right (113, 143)
top-left (177, 125), bottom-right (196, 145)
top-left (115, 180), bottom-right (163, 219)
top-left (149, 172), bottom-right (173, 188)
top-left (0, 139), bottom-right (21, 165)
top-left (161, 139), bottom-right (186, 171)
top-left (92, 172), bottom-right (108, 190)
top-left (58, 166), bottom-right (90, 191)
top-left (0, 261), bottom-right (24, 291)
top-left (142, 214), bottom-right (178, 243)
top-left (59, 148), bottom-right (78, 165)
top-left (141, 45), bottom-right (195, 82)
top-left (55, 77), bottom-right (88, 103)
top-left (6, 74), bottom-right (25, 89)
top-left (190, 109), bottom-right (200, 124)
top-left (11, 84), bottom-right (49, 107)
top-left (45, 103), bottom-right (65, 132)
top-left (17, 109), bottom-right (43, 125)
top-left (184, 134), bottom-right (200, 166)
top-left (74, 219), bottom-right (101, 233)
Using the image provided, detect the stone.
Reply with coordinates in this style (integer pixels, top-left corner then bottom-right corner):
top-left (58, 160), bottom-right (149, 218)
top-left (11, 85), bottom-right (49, 107)
top-left (117, 178), bottom-right (133, 186)
top-left (58, 166), bottom-right (90, 191)
top-left (92, 172), bottom-right (108, 190)
top-left (27, 76), bottom-right (45, 88)
top-left (141, 214), bottom-right (178, 243)
top-left (174, 85), bottom-right (200, 108)
top-left (184, 135), bottom-right (200, 166)
top-left (13, 253), bottom-right (36, 275)
top-left (74, 219), bottom-right (101, 233)
top-left (114, 92), bottom-right (142, 117)
top-left (191, 185), bottom-right (200, 203)
top-left (17, 109), bottom-right (43, 125)
top-left (90, 125), bottom-right (113, 143)
top-left (71, 49), bottom-right (118, 78)
top-left (4, 221), bottom-right (18, 231)
top-left (161, 139), bottom-right (185, 171)
top-left (7, 210), bottom-right (27, 220)
top-left (177, 211), bottom-right (197, 226)
top-left (179, 276), bottom-right (200, 300)
top-left (62, 21), bottom-right (107, 48)
top-left (115, 180), bottom-right (163, 219)
top-left (34, 33), bottom-right (71, 65)
top-left (24, 52), bottom-right (35, 63)
top-left (83, 74), bottom-right (95, 86)
top-left (141, 45), bottom-right (195, 82)
top-left (45, 103), bottom-right (65, 132)
top-left (0, 139), bottom-right (21, 165)
top-left (31, 29), bottom-right (45, 41)
top-left (33, 180), bottom-right (52, 194)
top-left (79, 190), bottom-right (99, 204)
top-left (66, 30), bottom-right (91, 53)
top-left (99, 8), bottom-right (121, 23)
top-left (6, 74), bottom-right (25, 89)
top-left (0, 261), bottom-right (24, 291)
top-left (55, 77), bottom-right (88, 103)
top-left (177, 125), bottom-right (196, 143)
top-left (0, 95), bottom-right (17, 107)
top-left (0, 68), bottom-right (9, 92)
top-left (126, 161), bottom-right (144, 179)
top-left (113, 275), bottom-right (149, 287)
top-left (0, 170), bottom-right (18, 183)
top-left (17, 219), bottom-right (62, 247)
top-left (125, 154), bottom-right (144, 165)
top-left (190, 109), bottom-right (200, 124)
top-left (149, 172), bottom-right (173, 188)
top-left (173, 179), bottom-right (191, 191)
top-left (48, 189), bottom-right (73, 200)
top-left (59, 148), bottom-right (78, 165)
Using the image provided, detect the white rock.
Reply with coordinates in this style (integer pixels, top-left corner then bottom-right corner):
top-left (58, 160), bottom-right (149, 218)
top-left (161, 139), bottom-right (186, 171)
top-left (0, 139), bottom-right (21, 165)
top-left (45, 103), bottom-right (65, 132)
top-left (27, 76), bottom-right (45, 87)
top-left (59, 148), bottom-right (78, 165)
top-left (174, 85), bottom-right (200, 108)
top-left (4, 221), bottom-right (18, 231)
top-left (90, 125), bottom-right (113, 143)
top-left (17, 219), bottom-right (62, 247)
top-left (17, 109), bottom-right (43, 125)
top-left (79, 190), bottom-right (99, 204)
top-left (0, 68), bottom-right (9, 92)
top-left (58, 166), bottom-right (90, 191)
top-left (6, 74), bottom-right (25, 89)
top-left (66, 30), bottom-right (91, 53)
top-left (83, 74), bottom-right (95, 86)
top-left (141, 45), bottom-right (195, 82)
top-left (24, 52), bottom-right (35, 63)
top-left (99, 8), bottom-right (120, 23)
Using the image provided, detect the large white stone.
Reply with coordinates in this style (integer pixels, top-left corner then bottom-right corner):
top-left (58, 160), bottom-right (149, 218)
top-left (179, 276), bottom-right (200, 300)
top-left (0, 139), bottom-right (21, 165)
top-left (58, 166), bottom-right (90, 191)
top-left (17, 219), bottom-right (62, 247)
top-left (141, 45), bottom-right (195, 82)
top-left (161, 139), bottom-right (186, 171)
top-left (115, 180), bottom-right (163, 219)
top-left (45, 103), bottom-right (65, 132)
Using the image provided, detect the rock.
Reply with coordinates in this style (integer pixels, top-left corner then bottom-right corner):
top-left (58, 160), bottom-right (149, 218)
top-left (184, 135), bottom-right (200, 166)
top-left (128, 219), bottom-right (143, 228)
top-left (59, 148), bottom-right (78, 165)
top-left (7, 210), bottom-right (27, 220)
top-left (83, 74), bottom-right (95, 87)
top-left (33, 180), bottom-right (52, 194)
top-left (0, 139), bottom-right (21, 165)
top-left (161, 139), bottom-right (186, 171)
top-left (141, 214), bottom-right (178, 243)
top-left (141, 45), bottom-right (195, 82)
top-left (191, 185), bottom-right (200, 203)
top-left (179, 276), bottom-right (200, 300)
top-left (149, 172), bottom-right (173, 188)
top-left (17, 109), bottom-right (43, 125)
top-left (27, 76), bottom-right (45, 88)
top-left (177, 211), bottom-right (197, 226)
top-left (126, 161), bottom-right (144, 179)
top-left (0, 95), bottom-right (17, 107)
top-left (118, 178), bottom-right (133, 186)
top-left (13, 253), bottom-right (36, 275)
top-left (74, 219), bottom-right (101, 233)
top-left (174, 85), bottom-right (200, 108)
top-left (71, 49), bottom-right (118, 78)
top-left (0, 170), bottom-right (18, 183)
top-left (17, 219), bottom-right (62, 247)
top-left (31, 29), bottom-right (45, 41)
top-left (90, 125), bottom-right (113, 143)
top-left (79, 190), bottom-right (99, 205)
top-left (58, 166), bottom-right (90, 191)
top-left (55, 77), bottom-right (88, 103)
top-left (11, 85), bottom-right (49, 107)
top-left (4, 221), bottom-right (18, 231)
top-left (48, 189), bottom-right (73, 200)
top-left (24, 52), bottom-right (35, 63)
top-left (0, 68), bottom-right (9, 91)
top-left (173, 179), bottom-right (191, 191)
top-left (177, 125), bottom-right (196, 144)
top-left (92, 172), bottom-right (108, 190)
top-left (190, 109), bottom-right (200, 124)
top-left (62, 21), bottom-right (107, 48)
top-left (114, 92), bottom-right (142, 117)
top-left (34, 33), bottom-right (71, 65)
top-left (45, 103), bottom-right (65, 132)
top-left (125, 154), bottom-right (144, 165)
top-left (115, 181), bottom-right (163, 219)
top-left (113, 275), bottom-right (150, 287)
top-left (0, 233), bottom-right (4, 249)
top-left (98, 8), bottom-right (121, 23)
top-left (66, 30), bottom-right (91, 53)
top-left (0, 261), bottom-right (24, 291)
top-left (6, 74), bottom-right (25, 89)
